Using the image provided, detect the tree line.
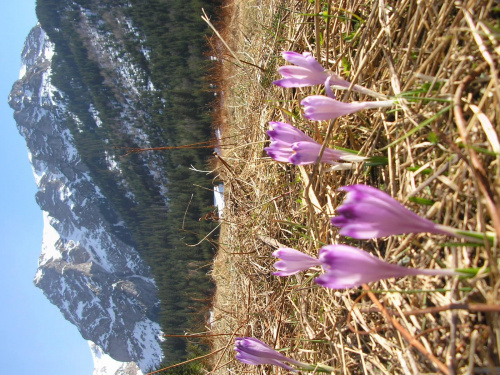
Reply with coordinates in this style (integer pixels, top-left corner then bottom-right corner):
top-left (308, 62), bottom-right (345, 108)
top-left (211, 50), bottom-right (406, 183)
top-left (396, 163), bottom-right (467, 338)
top-left (36, 0), bottom-right (222, 370)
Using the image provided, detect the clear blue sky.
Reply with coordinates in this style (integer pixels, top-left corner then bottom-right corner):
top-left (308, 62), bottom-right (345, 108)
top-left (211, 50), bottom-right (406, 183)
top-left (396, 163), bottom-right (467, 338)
top-left (0, 1), bottom-right (94, 374)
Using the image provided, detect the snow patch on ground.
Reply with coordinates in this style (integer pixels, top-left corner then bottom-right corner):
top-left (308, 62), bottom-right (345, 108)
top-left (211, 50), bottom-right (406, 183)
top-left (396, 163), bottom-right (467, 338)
top-left (214, 183), bottom-right (224, 218)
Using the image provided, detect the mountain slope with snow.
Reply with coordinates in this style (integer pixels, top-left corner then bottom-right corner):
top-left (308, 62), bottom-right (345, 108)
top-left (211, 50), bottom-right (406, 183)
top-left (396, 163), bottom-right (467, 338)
top-left (9, 24), bottom-right (163, 372)
top-left (10, 0), bottom-right (221, 371)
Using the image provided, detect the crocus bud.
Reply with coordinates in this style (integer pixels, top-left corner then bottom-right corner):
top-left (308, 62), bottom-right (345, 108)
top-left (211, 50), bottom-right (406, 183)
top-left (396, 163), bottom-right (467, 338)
top-left (272, 245), bottom-right (459, 289)
top-left (235, 337), bottom-right (335, 373)
top-left (273, 51), bottom-right (334, 88)
top-left (315, 245), bottom-right (457, 289)
top-left (330, 184), bottom-right (454, 239)
top-left (264, 122), bottom-right (365, 166)
top-left (272, 248), bottom-right (321, 276)
top-left (235, 337), bottom-right (302, 371)
top-left (273, 51), bottom-right (386, 100)
top-left (301, 95), bottom-right (396, 121)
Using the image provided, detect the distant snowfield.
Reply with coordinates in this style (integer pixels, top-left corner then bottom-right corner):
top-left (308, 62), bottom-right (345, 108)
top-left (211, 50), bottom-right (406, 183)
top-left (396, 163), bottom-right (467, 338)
top-left (89, 342), bottom-right (143, 375)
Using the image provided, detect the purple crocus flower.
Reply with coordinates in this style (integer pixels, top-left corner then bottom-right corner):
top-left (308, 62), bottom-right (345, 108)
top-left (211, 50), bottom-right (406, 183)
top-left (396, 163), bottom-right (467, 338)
top-left (264, 122), bottom-right (365, 166)
top-left (272, 248), bottom-right (321, 276)
top-left (289, 141), bottom-right (354, 165)
top-left (267, 120), bottom-right (316, 144)
top-left (315, 245), bottom-right (457, 289)
top-left (301, 95), bottom-right (396, 121)
top-left (235, 337), bottom-right (302, 372)
top-left (272, 245), bottom-right (459, 289)
top-left (273, 51), bottom-right (350, 88)
top-left (330, 184), bottom-right (455, 239)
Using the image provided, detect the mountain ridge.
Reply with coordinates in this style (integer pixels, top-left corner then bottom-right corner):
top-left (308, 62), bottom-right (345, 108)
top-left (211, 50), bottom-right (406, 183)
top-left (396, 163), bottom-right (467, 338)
top-left (10, 24), bottom-right (162, 372)
top-left (10, 0), bottom-right (221, 371)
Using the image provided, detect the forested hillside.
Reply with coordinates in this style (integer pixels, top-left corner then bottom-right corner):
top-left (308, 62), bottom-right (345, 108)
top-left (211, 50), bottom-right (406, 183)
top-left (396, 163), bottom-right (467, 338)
top-left (35, 0), bottom-right (222, 367)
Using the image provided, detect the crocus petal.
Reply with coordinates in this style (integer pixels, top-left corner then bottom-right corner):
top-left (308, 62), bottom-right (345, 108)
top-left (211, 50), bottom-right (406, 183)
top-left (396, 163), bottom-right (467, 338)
top-left (324, 75), bottom-right (352, 99)
top-left (288, 142), bottom-right (344, 165)
top-left (267, 121), bottom-right (315, 144)
top-left (235, 350), bottom-right (297, 371)
top-left (235, 337), bottom-right (302, 371)
top-left (325, 73), bottom-right (351, 89)
top-left (290, 141), bottom-right (365, 166)
top-left (264, 148), bottom-right (292, 163)
top-left (235, 337), bottom-right (290, 361)
top-left (289, 142), bottom-right (324, 165)
top-left (301, 96), bottom-right (396, 121)
top-left (273, 51), bottom-right (330, 88)
top-left (325, 75), bottom-right (336, 99)
top-left (330, 184), bottom-right (449, 239)
top-left (274, 77), bottom-right (326, 88)
top-left (264, 140), bottom-right (294, 162)
top-left (278, 65), bottom-right (323, 79)
top-left (315, 245), bottom-right (446, 289)
top-left (265, 122), bottom-right (365, 167)
top-left (302, 96), bottom-right (370, 121)
top-left (272, 248), bottom-right (321, 276)
top-left (282, 51), bottom-right (324, 72)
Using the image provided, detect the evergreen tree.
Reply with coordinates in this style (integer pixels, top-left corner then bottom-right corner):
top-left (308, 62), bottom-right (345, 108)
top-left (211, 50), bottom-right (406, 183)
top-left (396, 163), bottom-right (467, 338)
top-left (36, 0), bottom-right (222, 365)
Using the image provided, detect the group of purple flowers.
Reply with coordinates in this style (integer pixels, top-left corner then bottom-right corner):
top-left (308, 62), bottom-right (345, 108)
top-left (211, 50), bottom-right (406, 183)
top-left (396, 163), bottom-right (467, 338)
top-left (235, 52), bottom-right (488, 372)
top-left (273, 184), bottom-right (464, 289)
top-left (265, 51), bottom-right (396, 168)
top-left (235, 185), bottom-right (467, 371)
top-left (266, 51), bottom-right (466, 289)
top-left (265, 121), bottom-right (366, 169)
top-left (273, 51), bottom-right (396, 122)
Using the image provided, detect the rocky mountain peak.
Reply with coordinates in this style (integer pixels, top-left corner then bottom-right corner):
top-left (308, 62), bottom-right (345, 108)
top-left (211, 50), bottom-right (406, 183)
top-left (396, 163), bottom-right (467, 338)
top-left (9, 24), bottom-right (163, 372)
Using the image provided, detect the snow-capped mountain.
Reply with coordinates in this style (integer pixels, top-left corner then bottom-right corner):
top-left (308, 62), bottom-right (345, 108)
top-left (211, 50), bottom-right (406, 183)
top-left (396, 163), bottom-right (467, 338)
top-left (9, 24), bottom-right (163, 372)
top-left (9, 0), bottom-right (221, 371)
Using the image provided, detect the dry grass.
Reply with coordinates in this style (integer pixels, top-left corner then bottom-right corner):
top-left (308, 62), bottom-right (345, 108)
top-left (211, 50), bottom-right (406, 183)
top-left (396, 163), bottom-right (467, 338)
top-left (207, 0), bottom-right (500, 373)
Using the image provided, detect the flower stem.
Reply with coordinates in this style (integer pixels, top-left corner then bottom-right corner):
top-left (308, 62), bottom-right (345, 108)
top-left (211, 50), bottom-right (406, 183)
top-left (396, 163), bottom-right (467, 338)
top-left (330, 84), bottom-right (388, 99)
top-left (367, 287), bottom-right (473, 294)
top-left (365, 155), bottom-right (388, 166)
top-left (436, 224), bottom-right (497, 244)
top-left (454, 229), bottom-right (496, 244)
top-left (411, 268), bottom-right (459, 277)
top-left (294, 362), bottom-right (336, 373)
top-left (455, 267), bottom-right (490, 278)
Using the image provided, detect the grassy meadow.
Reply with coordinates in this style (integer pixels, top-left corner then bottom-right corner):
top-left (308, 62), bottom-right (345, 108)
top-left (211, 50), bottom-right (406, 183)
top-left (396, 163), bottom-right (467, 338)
top-left (203, 0), bottom-right (499, 373)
